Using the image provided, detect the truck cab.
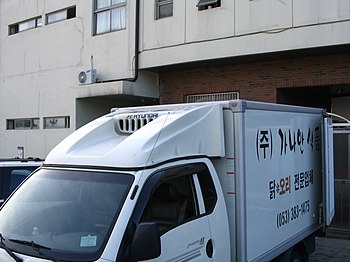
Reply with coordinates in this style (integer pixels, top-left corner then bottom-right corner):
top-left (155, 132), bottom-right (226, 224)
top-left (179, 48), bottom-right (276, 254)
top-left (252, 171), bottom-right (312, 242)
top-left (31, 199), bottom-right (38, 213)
top-left (0, 158), bottom-right (230, 262)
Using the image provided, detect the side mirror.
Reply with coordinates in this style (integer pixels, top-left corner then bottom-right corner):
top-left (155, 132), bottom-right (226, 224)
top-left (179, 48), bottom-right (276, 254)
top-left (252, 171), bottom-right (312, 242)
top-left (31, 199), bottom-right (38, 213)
top-left (130, 222), bottom-right (161, 262)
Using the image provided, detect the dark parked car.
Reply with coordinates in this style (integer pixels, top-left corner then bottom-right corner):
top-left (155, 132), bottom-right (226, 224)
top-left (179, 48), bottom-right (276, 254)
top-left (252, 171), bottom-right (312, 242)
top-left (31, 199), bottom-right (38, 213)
top-left (0, 158), bottom-right (43, 204)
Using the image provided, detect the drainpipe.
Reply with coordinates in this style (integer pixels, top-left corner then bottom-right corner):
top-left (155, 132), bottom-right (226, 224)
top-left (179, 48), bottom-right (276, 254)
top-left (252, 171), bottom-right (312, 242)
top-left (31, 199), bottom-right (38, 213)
top-left (129, 0), bottom-right (140, 82)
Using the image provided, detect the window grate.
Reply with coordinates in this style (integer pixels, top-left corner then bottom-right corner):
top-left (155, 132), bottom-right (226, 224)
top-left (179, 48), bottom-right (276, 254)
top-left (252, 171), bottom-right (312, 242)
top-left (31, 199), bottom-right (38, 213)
top-left (186, 92), bottom-right (239, 103)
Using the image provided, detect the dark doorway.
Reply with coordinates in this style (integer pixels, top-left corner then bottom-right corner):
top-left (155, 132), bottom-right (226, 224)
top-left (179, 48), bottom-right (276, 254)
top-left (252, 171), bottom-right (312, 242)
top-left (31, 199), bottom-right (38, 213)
top-left (277, 85), bottom-right (350, 112)
top-left (277, 86), bottom-right (332, 111)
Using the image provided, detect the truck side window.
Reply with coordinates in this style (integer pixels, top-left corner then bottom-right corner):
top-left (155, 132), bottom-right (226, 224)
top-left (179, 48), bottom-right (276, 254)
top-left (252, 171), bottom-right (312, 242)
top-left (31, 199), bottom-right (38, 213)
top-left (141, 173), bottom-right (199, 234)
top-left (117, 163), bottom-right (213, 261)
top-left (197, 168), bottom-right (217, 214)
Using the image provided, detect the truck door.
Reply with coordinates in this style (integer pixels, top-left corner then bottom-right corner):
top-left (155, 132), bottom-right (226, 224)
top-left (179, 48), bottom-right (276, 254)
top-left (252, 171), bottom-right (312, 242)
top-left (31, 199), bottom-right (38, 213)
top-left (118, 161), bottom-right (229, 261)
top-left (323, 116), bottom-right (335, 226)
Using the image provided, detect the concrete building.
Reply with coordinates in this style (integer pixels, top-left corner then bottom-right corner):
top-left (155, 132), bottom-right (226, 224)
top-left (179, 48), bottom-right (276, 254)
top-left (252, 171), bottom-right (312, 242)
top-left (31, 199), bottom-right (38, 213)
top-left (0, 0), bottom-right (159, 158)
top-left (1, 0), bottom-right (350, 235)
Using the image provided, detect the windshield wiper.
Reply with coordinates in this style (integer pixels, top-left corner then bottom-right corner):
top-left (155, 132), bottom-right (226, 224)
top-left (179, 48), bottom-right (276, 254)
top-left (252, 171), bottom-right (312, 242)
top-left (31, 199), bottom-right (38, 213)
top-left (9, 239), bottom-right (61, 262)
top-left (0, 234), bottom-right (23, 262)
top-left (9, 239), bottom-right (51, 250)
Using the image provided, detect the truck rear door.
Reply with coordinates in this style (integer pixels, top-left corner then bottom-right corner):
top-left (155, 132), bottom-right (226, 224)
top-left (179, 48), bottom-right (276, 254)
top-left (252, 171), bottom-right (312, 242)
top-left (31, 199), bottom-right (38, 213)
top-left (322, 116), bottom-right (335, 226)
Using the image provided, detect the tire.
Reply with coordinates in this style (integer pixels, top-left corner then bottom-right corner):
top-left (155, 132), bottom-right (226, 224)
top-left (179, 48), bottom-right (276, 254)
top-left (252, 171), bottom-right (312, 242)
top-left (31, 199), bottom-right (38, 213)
top-left (289, 249), bottom-right (304, 262)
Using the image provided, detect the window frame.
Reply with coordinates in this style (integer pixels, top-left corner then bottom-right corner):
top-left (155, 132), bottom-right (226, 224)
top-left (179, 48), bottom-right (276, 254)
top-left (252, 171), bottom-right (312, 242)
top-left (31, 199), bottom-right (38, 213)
top-left (155, 0), bottom-right (173, 19)
top-left (8, 6), bottom-right (76, 36)
top-left (93, 0), bottom-right (127, 35)
top-left (137, 162), bottom-right (216, 234)
top-left (43, 116), bottom-right (70, 129)
top-left (46, 6), bottom-right (76, 25)
top-left (140, 174), bottom-right (199, 233)
top-left (6, 118), bottom-right (40, 130)
top-left (9, 16), bottom-right (42, 35)
top-left (197, 0), bottom-right (221, 11)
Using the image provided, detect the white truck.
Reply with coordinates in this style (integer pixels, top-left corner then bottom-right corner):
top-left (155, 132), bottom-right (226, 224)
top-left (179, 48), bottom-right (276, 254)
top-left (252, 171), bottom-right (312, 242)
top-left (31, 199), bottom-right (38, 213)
top-left (0, 100), bottom-right (334, 262)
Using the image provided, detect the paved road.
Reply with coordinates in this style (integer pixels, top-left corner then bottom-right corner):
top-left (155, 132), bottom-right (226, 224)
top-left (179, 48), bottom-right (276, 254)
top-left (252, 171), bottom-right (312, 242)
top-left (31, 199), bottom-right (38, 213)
top-left (309, 237), bottom-right (350, 262)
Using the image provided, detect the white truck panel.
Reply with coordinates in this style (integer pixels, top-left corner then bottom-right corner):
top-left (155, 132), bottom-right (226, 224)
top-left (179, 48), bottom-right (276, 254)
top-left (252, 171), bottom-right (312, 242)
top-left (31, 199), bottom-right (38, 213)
top-left (45, 103), bottom-right (225, 168)
top-left (243, 109), bottom-right (323, 261)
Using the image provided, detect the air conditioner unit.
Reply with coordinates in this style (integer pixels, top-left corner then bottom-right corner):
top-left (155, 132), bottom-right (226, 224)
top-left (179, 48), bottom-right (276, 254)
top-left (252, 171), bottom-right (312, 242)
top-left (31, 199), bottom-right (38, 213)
top-left (78, 69), bottom-right (97, 85)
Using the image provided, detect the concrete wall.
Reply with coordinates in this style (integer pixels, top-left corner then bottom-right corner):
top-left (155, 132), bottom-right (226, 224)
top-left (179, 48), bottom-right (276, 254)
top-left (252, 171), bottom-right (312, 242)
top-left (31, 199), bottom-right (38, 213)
top-left (140, 0), bottom-right (350, 68)
top-left (0, 0), bottom-right (158, 158)
top-left (1, 0), bottom-right (137, 82)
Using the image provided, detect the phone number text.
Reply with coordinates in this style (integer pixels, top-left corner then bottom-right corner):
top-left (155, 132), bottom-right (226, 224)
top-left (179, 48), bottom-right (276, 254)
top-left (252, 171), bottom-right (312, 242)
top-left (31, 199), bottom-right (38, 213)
top-left (276, 200), bottom-right (310, 229)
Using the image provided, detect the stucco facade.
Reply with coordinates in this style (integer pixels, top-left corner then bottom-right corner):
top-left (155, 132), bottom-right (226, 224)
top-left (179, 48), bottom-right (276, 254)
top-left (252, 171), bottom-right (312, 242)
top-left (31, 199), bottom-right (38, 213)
top-left (0, 0), bottom-right (158, 158)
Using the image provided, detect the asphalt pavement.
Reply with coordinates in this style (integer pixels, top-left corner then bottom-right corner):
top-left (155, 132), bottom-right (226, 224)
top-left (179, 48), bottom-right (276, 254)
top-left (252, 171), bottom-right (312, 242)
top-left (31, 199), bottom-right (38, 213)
top-left (309, 237), bottom-right (350, 262)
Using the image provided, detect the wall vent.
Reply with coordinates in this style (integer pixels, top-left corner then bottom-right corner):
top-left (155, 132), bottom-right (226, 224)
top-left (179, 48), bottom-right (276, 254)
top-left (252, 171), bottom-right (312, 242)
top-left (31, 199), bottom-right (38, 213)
top-left (114, 115), bottom-right (158, 134)
top-left (186, 92), bottom-right (239, 103)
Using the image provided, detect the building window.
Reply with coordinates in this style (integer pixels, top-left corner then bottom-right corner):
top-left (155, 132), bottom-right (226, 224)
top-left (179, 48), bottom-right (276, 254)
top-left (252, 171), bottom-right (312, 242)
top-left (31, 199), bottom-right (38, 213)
top-left (6, 118), bottom-right (39, 130)
top-left (8, 7), bottom-right (76, 35)
top-left (46, 6), bottom-right (76, 24)
top-left (197, 0), bottom-right (221, 11)
top-left (156, 0), bottom-right (173, 19)
top-left (9, 16), bottom-right (42, 35)
top-left (94, 0), bottom-right (126, 35)
top-left (44, 116), bottom-right (70, 129)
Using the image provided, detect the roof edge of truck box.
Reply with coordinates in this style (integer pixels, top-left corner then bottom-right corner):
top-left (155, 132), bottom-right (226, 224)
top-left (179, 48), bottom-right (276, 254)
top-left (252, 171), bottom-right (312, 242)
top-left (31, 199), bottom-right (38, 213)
top-left (229, 100), bottom-right (325, 114)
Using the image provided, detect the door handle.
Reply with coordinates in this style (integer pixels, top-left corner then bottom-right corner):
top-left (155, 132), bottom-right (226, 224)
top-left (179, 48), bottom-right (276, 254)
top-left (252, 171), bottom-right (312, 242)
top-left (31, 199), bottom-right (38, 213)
top-left (206, 239), bottom-right (213, 258)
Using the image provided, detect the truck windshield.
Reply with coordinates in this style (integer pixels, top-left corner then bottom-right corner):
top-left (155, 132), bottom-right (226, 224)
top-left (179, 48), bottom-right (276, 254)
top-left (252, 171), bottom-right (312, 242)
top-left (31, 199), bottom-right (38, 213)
top-left (0, 168), bottom-right (134, 261)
